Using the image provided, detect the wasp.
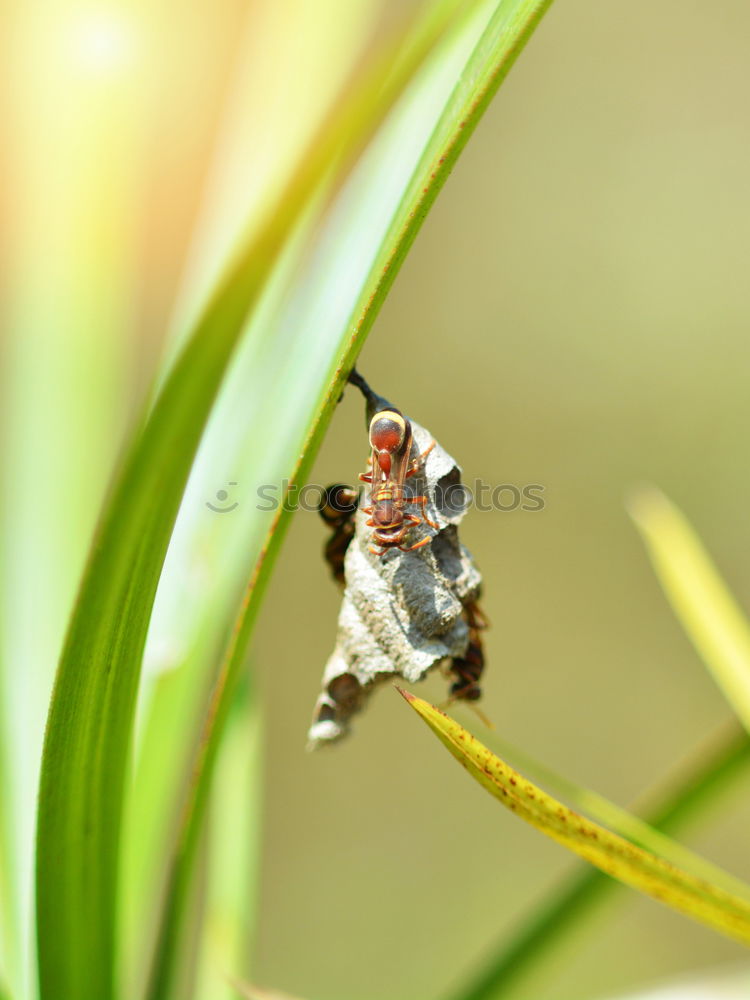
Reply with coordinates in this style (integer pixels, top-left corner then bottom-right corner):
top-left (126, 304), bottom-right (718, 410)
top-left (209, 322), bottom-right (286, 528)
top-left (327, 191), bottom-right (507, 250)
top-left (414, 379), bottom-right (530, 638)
top-left (318, 484), bottom-right (359, 584)
top-left (448, 601), bottom-right (488, 702)
top-left (347, 370), bottom-right (439, 556)
top-left (357, 406), bottom-right (438, 556)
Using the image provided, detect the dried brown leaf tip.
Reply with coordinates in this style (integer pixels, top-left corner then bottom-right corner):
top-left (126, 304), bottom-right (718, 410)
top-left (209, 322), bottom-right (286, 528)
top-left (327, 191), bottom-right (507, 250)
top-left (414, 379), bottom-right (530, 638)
top-left (309, 372), bottom-right (486, 748)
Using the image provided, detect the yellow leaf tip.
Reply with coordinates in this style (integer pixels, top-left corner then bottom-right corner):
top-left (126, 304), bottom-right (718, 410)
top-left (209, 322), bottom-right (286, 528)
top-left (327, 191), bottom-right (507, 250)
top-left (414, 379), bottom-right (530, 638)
top-left (394, 685), bottom-right (416, 703)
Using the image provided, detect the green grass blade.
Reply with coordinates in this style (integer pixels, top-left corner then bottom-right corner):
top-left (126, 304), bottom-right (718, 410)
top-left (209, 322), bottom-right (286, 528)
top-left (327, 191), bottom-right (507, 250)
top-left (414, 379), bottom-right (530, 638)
top-left (194, 680), bottom-right (262, 1000)
top-left (401, 690), bottom-right (750, 949)
top-left (628, 486), bottom-right (750, 733)
top-left (444, 722), bottom-right (750, 1000)
top-left (146, 2), bottom-right (555, 994)
top-left (34, 11), bottom-right (472, 997)
top-left (120, 643), bottom-right (218, 998)
top-left (0, 717), bottom-right (14, 999)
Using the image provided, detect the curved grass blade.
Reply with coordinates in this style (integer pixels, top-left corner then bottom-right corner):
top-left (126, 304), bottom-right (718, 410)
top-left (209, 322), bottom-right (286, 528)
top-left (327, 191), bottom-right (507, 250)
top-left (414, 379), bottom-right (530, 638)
top-left (400, 690), bottom-right (750, 948)
top-left (628, 486), bottom-right (750, 733)
top-left (476, 726), bottom-right (750, 901)
top-left (194, 680), bottom-right (262, 1000)
top-left (120, 641), bottom-right (219, 998)
top-left (445, 722), bottom-right (750, 1000)
top-left (34, 11), bottom-right (475, 999)
top-left (146, 1), bottom-right (556, 995)
top-left (0, 724), bottom-right (15, 999)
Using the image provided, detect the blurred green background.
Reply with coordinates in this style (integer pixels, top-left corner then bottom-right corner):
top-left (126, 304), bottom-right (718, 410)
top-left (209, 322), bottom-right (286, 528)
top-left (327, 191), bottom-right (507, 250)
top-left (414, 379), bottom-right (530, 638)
top-left (3, 1), bottom-right (750, 999)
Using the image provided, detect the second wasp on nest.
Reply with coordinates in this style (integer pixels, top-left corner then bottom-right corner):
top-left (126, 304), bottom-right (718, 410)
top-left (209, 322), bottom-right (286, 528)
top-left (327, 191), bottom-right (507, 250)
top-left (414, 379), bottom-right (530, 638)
top-left (308, 371), bottom-right (487, 748)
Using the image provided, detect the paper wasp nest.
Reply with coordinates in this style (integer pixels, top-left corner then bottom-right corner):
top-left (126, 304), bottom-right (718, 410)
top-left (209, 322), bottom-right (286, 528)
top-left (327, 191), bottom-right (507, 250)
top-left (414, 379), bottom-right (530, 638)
top-left (308, 420), bottom-right (482, 748)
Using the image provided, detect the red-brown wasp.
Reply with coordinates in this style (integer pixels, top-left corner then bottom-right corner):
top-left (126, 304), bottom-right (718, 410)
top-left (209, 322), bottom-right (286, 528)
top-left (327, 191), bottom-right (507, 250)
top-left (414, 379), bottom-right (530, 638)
top-left (443, 601), bottom-right (492, 725)
top-left (357, 406), bottom-right (438, 556)
top-left (348, 369), bottom-right (439, 556)
top-left (318, 484), bottom-right (358, 584)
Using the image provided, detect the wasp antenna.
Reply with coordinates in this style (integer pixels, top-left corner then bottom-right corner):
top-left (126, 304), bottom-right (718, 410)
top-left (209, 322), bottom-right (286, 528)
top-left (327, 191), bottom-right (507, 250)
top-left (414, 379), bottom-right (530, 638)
top-left (468, 704), bottom-right (494, 729)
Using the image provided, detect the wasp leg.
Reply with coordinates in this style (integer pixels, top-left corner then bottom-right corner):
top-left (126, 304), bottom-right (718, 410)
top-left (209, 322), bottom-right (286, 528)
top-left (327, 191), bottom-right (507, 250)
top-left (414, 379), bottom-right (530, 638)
top-left (437, 695), bottom-right (494, 729)
top-left (398, 535), bottom-right (431, 552)
top-left (438, 692), bottom-right (461, 711)
top-left (361, 505), bottom-right (373, 514)
top-left (466, 602), bottom-right (490, 630)
top-left (405, 439), bottom-right (436, 477)
top-left (466, 703), bottom-right (494, 728)
top-left (358, 472), bottom-right (373, 484)
top-left (404, 494), bottom-right (439, 530)
top-left (369, 545), bottom-right (388, 556)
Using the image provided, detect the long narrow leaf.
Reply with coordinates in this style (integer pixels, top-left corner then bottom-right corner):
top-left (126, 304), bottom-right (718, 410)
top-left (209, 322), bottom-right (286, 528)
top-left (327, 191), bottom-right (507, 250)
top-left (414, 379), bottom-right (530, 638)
top-left (194, 681), bottom-right (262, 1000)
top-left (34, 9), bottom-right (472, 998)
top-left (147, 2), bottom-right (555, 995)
top-left (446, 722), bottom-right (750, 1000)
top-left (628, 486), bottom-right (750, 733)
top-left (121, 15), bottom-right (364, 966)
top-left (121, 642), bottom-right (217, 997)
top-left (401, 690), bottom-right (750, 948)
top-left (0, 722), bottom-right (14, 999)
top-left (477, 726), bottom-right (750, 901)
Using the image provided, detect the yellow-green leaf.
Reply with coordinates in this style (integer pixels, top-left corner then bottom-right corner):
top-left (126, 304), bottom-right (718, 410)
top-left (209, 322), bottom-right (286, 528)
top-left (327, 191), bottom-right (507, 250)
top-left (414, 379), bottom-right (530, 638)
top-left (477, 726), bottom-right (750, 903)
top-left (628, 485), bottom-right (750, 734)
top-left (400, 689), bottom-right (750, 948)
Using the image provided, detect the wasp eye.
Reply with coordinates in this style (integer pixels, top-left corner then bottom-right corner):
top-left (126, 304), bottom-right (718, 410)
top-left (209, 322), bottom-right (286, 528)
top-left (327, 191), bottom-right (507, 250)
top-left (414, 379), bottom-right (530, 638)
top-left (369, 411), bottom-right (406, 453)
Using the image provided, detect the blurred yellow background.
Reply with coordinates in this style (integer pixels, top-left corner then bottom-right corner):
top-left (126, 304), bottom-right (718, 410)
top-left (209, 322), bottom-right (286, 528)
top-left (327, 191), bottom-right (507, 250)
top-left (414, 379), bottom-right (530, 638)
top-left (3, 2), bottom-right (750, 999)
